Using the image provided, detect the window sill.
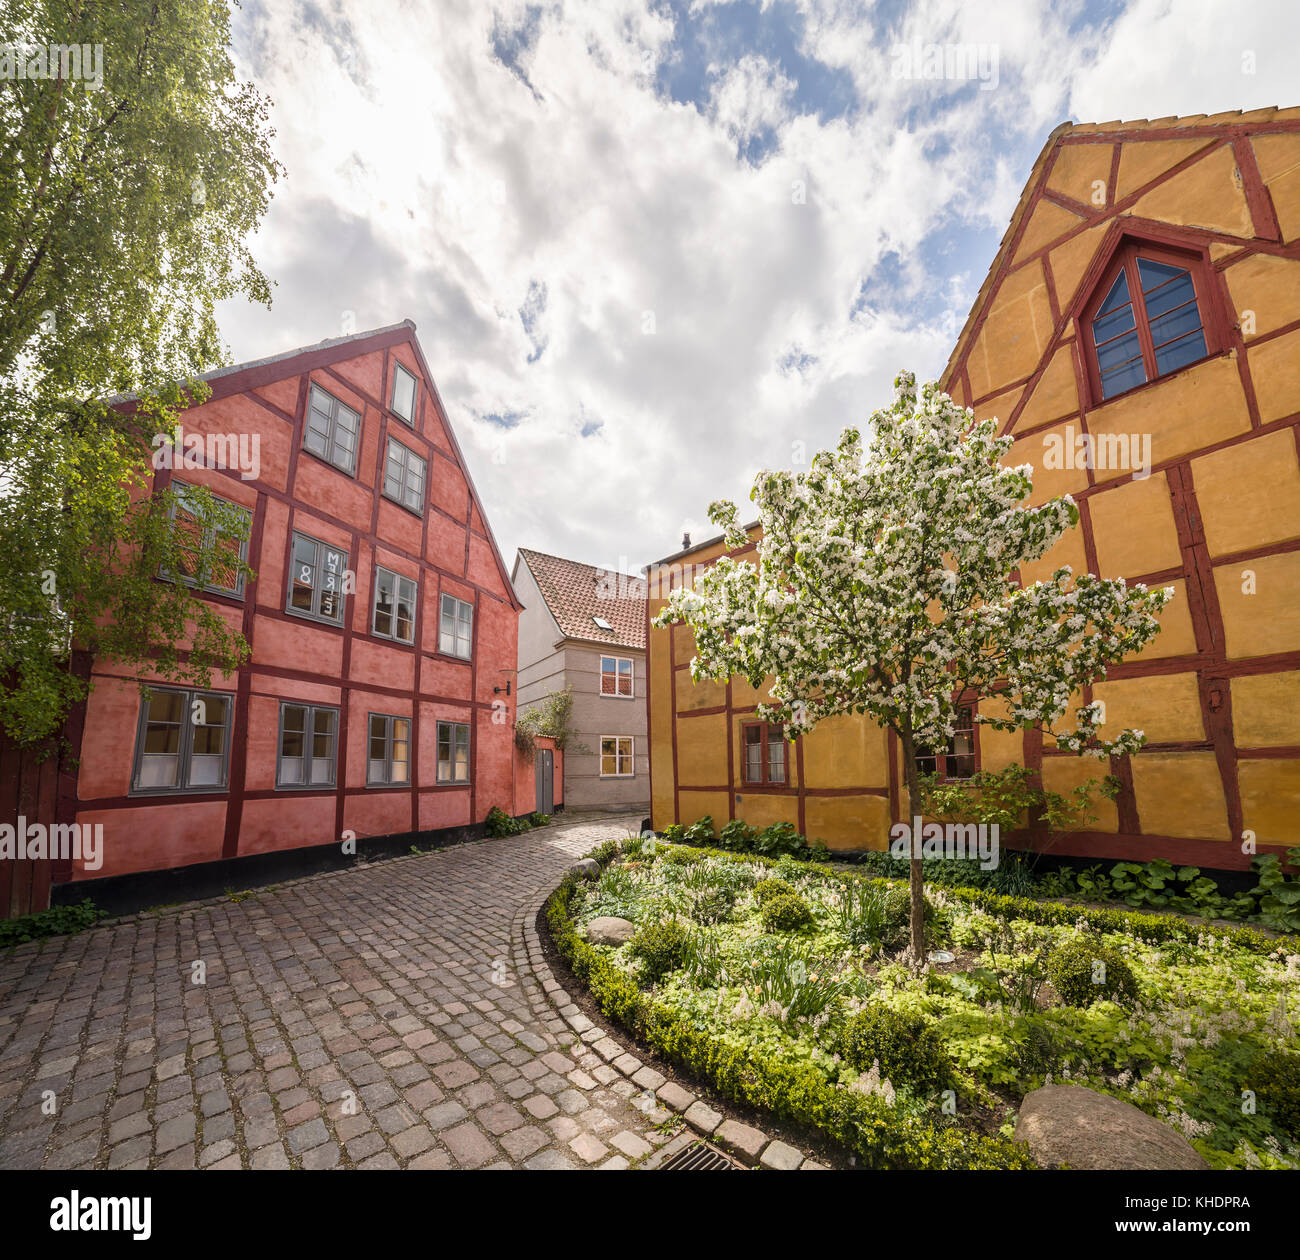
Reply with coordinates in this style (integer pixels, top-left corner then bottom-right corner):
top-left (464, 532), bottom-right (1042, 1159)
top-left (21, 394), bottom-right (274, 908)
top-left (370, 630), bottom-right (418, 649)
top-left (299, 445), bottom-right (359, 481)
top-left (128, 786), bottom-right (229, 799)
top-left (285, 606), bottom-right (347, 630)
top-left (380, 490), bottom-right (425, 519)
top-left (1085, 348), bottom-right (1227, 412)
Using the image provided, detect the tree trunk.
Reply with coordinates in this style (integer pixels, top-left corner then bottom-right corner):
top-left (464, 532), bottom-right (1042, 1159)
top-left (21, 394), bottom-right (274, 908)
top-left (898, 718), bottom-right (926, 968)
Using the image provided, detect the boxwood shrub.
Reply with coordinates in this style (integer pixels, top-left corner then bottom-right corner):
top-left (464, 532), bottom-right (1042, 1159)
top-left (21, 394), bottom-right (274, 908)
top-left (546, 859), bottom-right (1035, 1170)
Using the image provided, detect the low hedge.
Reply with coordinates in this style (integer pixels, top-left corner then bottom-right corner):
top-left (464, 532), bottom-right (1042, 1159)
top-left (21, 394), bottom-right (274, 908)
top-left (659, 834), bottom-right (1300, 959)
top-left (546, 861), bottom-right (1035, 1170)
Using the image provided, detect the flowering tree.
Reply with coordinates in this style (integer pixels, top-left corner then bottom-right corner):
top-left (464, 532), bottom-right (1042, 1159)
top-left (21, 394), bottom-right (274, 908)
top-left (654, 371), bottom-right (1172, 964)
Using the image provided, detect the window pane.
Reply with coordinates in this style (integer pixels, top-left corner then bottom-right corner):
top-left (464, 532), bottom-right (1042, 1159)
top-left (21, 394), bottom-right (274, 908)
top-left (1100, 355), bottom-right (1147, 398)
top-left (1155, 329), bottom-right (1207, 375)
top-left (1097, 269), bottom-right (1131, 314)
top-left (1143, 272), bottom-right (1195, 319)
top-left (1092, 302), bottom-right (1135, 343)
top-left (291, 554), bottom-right (316, 612)
top-left (392, 365), bottom-right (416, 420)
top-left (1148, 303), bottom-right (1203, 350)
top-left (188, 754), bottom-right (223, 786)
top-left (143, 723), bottom-right (181, 754)
top-left (1138, 257), bottom-right (1186, 293)
top-left (374, 572), bottom-right (394, 636)
top-left (280, 755), bottom-right (304, 785)
top-left (767, 729), bottom-right (785, 783)
top-left (138, 754), bottom-right (179, 788)
top-left (1096, 329), bottom-right (1142, 373)
top-left (150, 691), bottom-right (184, 724)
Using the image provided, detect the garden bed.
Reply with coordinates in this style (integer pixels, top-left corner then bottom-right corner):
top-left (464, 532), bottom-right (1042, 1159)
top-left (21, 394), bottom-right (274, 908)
top-left (546, 836), bottom-right (1300, 1171)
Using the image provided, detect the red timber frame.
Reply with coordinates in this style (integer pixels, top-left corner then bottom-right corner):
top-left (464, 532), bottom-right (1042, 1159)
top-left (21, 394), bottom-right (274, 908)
top-left (648, 116), bottom-right (1300, 873)
top-left (47, 323), bottom-right (523, 896)
top-left (933, 115), bottom-right (1300, 871)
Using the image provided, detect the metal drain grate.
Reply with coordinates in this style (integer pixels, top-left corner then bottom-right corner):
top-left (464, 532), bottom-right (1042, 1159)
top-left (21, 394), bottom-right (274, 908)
top-left (659, 1139), bottom-right (741, 1171)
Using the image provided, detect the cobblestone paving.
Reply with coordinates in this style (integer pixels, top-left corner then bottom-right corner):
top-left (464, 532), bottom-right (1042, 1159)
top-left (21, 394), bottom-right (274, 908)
top-left (0, 814), bottom-right (674, 1170)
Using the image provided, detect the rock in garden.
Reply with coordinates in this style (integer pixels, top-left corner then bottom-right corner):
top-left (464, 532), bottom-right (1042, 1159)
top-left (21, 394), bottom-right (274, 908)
top-left (1015, 1084), bottom-right (1209, 1170)
top-left (570, 859), bottom-right (602, 880)
top-left (585, 916), bottom-right (635, 945)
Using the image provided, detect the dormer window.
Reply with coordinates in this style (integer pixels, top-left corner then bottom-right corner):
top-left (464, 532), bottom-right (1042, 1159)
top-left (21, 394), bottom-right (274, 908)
top-left (1083, 242), bottom-right (1212, 403)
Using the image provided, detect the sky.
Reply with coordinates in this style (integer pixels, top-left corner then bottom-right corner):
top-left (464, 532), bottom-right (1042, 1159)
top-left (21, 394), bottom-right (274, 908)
top-left (217, 0), bottom-right (1300, 575)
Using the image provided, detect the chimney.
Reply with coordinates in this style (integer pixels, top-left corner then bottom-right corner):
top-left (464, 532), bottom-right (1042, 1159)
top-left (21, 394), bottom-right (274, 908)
top-left (681, 531), bottom-right (691, 550)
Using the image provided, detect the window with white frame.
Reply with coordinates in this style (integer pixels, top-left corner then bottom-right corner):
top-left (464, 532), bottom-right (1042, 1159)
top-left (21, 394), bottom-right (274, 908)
top-left (286, 531), bottom-right (348, 625)
top-left (383, 437), bottom-right (427, 514)
top-left (303, 383), bottom-right (360, 475)
top-left (436, 721), bottom-right (470, 784)
top-left (373, 566), bottom-right (417, 644)
top-left (600, 655), bottom-right (633, 697)
top-left (439, 593), bottom-right (473, 659)
top-left (161, 482), bottom-right (250, 597)
top-left (367, 713), bottom-right (411, 785)
top-left (600, 736), bottom-right (634, 777)
top-left (390, 362), bottom-right (418, 424)
top-left (131, 687), bottom-right (233, 793)
top-left (277, 703), bottom-right (338, 787)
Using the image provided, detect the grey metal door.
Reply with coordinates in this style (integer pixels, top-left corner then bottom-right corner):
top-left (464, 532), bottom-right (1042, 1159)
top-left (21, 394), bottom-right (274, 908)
top-left (535, 750), bottom-right (553, 814)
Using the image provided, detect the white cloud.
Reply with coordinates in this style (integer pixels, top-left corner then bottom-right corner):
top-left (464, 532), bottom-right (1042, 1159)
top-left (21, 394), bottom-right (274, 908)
top-left (217, 0), bottom-right (1300, 574)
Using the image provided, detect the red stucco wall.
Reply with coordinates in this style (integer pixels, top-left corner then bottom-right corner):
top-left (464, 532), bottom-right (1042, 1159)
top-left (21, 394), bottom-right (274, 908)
top-left (59, 325), bottom-right (530, 886)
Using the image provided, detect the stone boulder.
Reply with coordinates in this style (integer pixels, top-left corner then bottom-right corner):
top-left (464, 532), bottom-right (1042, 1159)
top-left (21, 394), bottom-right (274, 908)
top-left (570, 859), bottom-right (602, 881)
top-left (585, 916), bottom-right (636, 946)
top-left (1016, 1084), bottom-right (1209, 1170)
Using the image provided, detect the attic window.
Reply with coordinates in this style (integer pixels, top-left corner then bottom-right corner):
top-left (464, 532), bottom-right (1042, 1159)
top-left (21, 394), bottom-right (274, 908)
top-left (391, 362), bottom-right (418, 424)
top-left (1082, 241), bottom-right (1212, 403)
top-left (592, 616), bottom-right (613, 631)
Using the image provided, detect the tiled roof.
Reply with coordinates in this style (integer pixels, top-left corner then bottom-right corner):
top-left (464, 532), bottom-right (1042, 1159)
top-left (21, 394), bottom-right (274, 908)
top-left (517, 548), bottom-right (646, 650)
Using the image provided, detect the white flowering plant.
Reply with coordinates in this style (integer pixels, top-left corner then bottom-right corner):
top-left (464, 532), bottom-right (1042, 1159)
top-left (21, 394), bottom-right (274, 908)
top-left (653, 371), bottom-right (1173, 963)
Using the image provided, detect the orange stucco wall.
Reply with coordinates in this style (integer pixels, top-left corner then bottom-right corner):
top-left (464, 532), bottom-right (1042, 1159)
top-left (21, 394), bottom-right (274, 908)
top-left (648, 113), bottom-right (1300, 869)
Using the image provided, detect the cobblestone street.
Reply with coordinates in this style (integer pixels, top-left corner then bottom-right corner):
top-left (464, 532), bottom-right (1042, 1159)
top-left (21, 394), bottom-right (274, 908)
top-left (0, 814), bottom-right (674, 1170)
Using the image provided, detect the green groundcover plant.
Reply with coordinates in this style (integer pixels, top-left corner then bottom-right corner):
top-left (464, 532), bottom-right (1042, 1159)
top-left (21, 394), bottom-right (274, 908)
top-left (549, 837), bottom-right (1300, 1170)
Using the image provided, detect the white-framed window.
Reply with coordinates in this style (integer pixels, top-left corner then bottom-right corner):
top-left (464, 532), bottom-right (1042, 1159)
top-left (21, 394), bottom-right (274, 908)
top-left (436, 721), bottom-right (470, 784)
top-left (160, 481), bottom-right (250, 597)
top-left (600, 655), bottom-right (633, 697)
top-left (367, 713), bottom-right (411, 785)
top-left (373, 565), bottom-right (417, 644)
top-left (439, 593), bottom-right (473, 659)
top-left (131, 687), bottom-right (233, 794)
top-left (600, 736), bottom-right (634, 778)
top-left (383, 436), bottom-right (427, 514)
top-left (390, 361), bottom-right (418, 424)
top-left (303, 383), bottom-right (360, 475)
top-left (277, 703), bottom-right (338, 788)
top-left (286, 531), bottom-right (348, 625)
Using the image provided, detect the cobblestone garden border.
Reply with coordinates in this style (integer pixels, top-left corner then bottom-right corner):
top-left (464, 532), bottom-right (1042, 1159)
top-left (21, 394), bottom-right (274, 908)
top-left (513, 883), bottom-right (824, 1169)
top-left (530, 844), bottom-right (1039, 1171)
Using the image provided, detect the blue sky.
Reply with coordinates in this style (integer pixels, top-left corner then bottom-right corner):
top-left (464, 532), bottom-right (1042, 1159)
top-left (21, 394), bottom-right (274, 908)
top-left (222, 0), bottom-right (1299, 571)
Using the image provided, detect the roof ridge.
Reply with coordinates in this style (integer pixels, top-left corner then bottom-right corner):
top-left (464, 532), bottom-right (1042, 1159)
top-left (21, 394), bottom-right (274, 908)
top-left (517, 545), bottom-right (645, 584)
